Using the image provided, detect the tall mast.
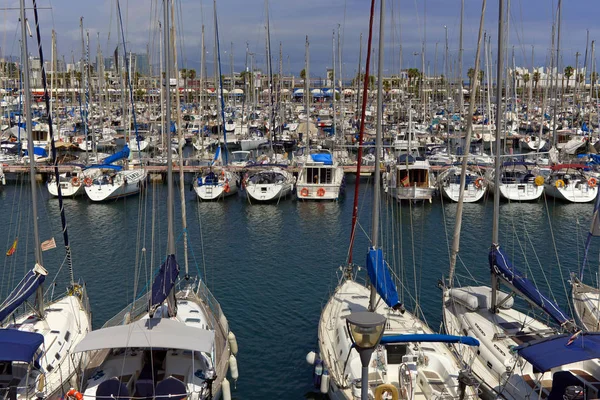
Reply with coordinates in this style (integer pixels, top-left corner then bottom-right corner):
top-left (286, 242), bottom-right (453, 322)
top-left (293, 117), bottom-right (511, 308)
top-left (304, 36), bottom-right (310, 143)
top-left (369, 0), bottom-right (385, 312)
top-left (20, 0), bottom-right (44, 315)
top-left (332, 30), bottom-right (336, 141)
top-left (163, 0), bottom-right (175, 255)
top-left (458, 0), bottom-right (464, 113)
top-left (491, 0), bottom-right (505, 312)
top-left (552, 0), bottom-right (562, 146)
top-left (356, 33), bottom-right (362, 113)
top-left (80, 17), bottom-right (88, 161)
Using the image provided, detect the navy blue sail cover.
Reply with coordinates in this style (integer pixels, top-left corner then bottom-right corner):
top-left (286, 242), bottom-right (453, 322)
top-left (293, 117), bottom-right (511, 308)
top-left (381, 334), bottom-right (479, 347)
top-left (489, 246), bottom-right (571, 327)
top-left (517, 333), bottom-right (600, 372)
top-left (102, 145), bottom-right (130, 165)
top-left (0, 268), bottom-right (46, 322)
top-left (0, 329), bottom-right (44, 363)
top-left (150, 254), bottom-right (180, 311)
top-left (366, 248), bottom-right (401, 309)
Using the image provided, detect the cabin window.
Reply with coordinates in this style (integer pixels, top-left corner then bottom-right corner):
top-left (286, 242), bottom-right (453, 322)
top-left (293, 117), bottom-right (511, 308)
top-left (487, 361), bottom-right (492, 369)
top-left (189, 310), bottom-right (199, 314)
top-left (185, 318), bottom-right (201, 324)
top-left (64, 331), bottom-right (71, 342)
top-left (55, 353), bottom-right (61, 360)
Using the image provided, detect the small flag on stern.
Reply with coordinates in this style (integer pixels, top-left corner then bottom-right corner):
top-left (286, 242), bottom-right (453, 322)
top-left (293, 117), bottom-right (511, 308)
top-left (6, 238), bottom-right (17, 256)
top-left (41, 238), bottom-right (56, 252)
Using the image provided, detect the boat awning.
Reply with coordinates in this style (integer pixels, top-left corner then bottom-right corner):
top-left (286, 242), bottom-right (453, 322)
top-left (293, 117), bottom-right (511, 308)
top-left (516, 333), bottom-right (600, 372)
top-left (0, 329), bottom-right (44, 363)
top-left (74, 318), bottom-right (214, 353)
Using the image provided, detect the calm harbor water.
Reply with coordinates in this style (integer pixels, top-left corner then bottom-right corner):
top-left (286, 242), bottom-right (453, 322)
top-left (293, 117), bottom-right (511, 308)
top-left (0, 174), bottom-right (597, 398)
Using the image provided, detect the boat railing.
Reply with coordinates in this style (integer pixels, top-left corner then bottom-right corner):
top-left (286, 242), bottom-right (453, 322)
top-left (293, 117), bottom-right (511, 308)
top-left (102, 295), bottom-right (148, 329)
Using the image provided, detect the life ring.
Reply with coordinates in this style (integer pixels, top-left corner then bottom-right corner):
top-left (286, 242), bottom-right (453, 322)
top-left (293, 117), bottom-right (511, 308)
top-left (317, 188), bottom-right (326, 197)
top-left (83, 177), bottom-right (93, 187)
top-left (474, 177), bottom-right (484, 189)
top-left (555, 179), bottom-right (565, 188)
top-left (525, 136), bottom-right (531, 143)
top-left (224, 182), bottom-right (230, 193)
top-left (534, 175), bottom-right (545, 186)
top-left (65, 389), bottom-right (83, 400)
top-left (375, 383), bottom-right (399, 400)
top-left (300, 188), bottom-right (309, 197)
top-left (589, 177), bottom-right (598, 188)
top-left (71, 177), bottom-right (81, 187)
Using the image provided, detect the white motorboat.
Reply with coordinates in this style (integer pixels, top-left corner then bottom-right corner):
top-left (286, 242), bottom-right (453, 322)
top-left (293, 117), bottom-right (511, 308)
top-left (388, 154), bottom-right (436, 202)
top-left (296, 148), bottom-right (344, 200)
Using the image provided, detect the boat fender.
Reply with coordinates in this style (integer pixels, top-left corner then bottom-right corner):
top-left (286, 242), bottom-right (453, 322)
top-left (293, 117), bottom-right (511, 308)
top-left (474, 177), bottom-right (484, 189)
top-left (306, 351), bottom-right (317, 365)
top-left (65, 389), bottom-right (83, 400)
top-left (320, 370), bottom-right (329, 394)
top-left (589, 177), bottom-right (597, 188)
top-left (313, 358), bottom-right (323, 388)
top-left (228, 331), bottom-right (238, 355)
top-left (534, 175), bottom-right (545, 186)
top-left (374, 383), bottom-right (399, 400)
top-left (555, 179), bottom-right (565, 188)
top-left (229, 354), bottom-right (239, 382)
top-left (222, 378), bottom-right (231, 400)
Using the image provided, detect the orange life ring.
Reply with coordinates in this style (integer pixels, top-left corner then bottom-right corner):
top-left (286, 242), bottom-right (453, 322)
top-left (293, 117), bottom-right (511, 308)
top-left (589, 177), bottom-right (598, 188)
top-left (83, 177), bottom-right (93, 187)
top-left (300, 188), bottom-right (309, 197)
top-left (525, 136), bottom-right (531, 143)
top-left (317, 188), bottom-right (326, 197)
top-left (224, 182), bottom-right (230, 193)
top-left (71, 177), bottom-right (81, 187)
top-left (474, 177), bottom-right (484, 189)
top-left (66, 389), bottom-right (83, 400)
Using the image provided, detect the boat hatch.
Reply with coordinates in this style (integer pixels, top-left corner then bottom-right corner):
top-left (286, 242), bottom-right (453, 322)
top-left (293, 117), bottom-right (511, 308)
top-left (385, 344), bottom-right (408, 364)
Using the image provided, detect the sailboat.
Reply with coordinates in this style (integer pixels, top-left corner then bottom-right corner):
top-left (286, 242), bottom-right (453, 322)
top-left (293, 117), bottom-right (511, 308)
top-left (310, 2), bottom-right (479, 398)
top-left (75, 2), bottom-right (236, 399)
top-left (0, 3), bottom-right (92, 398)
top-left (438, 166), bottom-right (487, 203)
top-left (443, 2), bottom-right (600, 397)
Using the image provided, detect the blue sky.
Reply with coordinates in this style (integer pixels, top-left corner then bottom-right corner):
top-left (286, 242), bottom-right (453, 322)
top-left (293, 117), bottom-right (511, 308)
top-left (2, 0), bottom-right (599, 78)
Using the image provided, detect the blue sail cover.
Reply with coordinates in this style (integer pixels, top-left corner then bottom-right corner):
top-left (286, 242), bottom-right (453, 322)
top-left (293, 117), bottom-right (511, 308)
top-left (516, 333), bottom-right (600, 372)
top-left (380, 334), bottom-right (480, 347)
top-left (149, 254), bottom-right (180, 311)
top-left (102, 145), bottom-right (130, 165)
top-left (0, 267), bottom-right (46, 322)
top-left (366, 248), bottom-right (401, 309)
top-left (310, 153), bottom-right (333, 165)
top-left (0, 330), bottom-right (44, 363)
top-left (489, 246), bottom-right (571, 327)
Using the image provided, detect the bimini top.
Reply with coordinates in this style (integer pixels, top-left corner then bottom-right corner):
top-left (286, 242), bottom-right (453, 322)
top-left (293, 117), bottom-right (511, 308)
top-left (517, 332), bottom-right (600, 372)
top-left (74, 318), bottom-right (214, 354)
top-left (0, 329), bottom-right (44, 363)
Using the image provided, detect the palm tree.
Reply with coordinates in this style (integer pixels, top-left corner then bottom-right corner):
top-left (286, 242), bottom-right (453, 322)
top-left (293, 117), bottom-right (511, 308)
top-left (533, 71), bottom-right (540, 93)
top-left (467, 68), bottom-right (475, 90)
top-left (564, 66), bottom-right (574, 92)
top-left (522, 73), bottom-right (530, 96)
top-left (591, 72), bottom-right (598, 96)
top-left (300, 68), bottom-right (306, 80)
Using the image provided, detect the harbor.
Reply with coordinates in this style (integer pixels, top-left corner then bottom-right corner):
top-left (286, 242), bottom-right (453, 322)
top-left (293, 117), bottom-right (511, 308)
top-left (3, 0), bottom-right (600, 399)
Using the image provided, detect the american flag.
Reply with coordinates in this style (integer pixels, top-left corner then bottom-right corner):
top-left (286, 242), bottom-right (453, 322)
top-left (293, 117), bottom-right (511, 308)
top-left (41, 238), bottom-right (56, 252)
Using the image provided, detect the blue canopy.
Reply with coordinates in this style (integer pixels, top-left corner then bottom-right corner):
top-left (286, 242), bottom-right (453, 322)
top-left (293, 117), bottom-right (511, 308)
top-left (380, 334), bottom-right (479, 347)
top-left (0, 330), bottom-right (44, 363)
top-left (149, 254), bottom-right (179, 314)
top-left (0, 267), bottom-right (46, 322)
top-left (489, 246), bottom-right (572, 327)
top-left (310, 153), bottom-right (333, 165)
top-left (516, 333), bottom-right (600, 372)
top-left (102, 145), bottom-right (130, 165)
top-left (366, 248), bottom-right (401, 309)
top-left (84, 164), bottom-right (123, 171)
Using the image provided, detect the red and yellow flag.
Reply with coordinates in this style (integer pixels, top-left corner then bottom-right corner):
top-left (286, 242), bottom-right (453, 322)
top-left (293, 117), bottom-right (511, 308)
top-left (6, 238), bottom-right (17, 256)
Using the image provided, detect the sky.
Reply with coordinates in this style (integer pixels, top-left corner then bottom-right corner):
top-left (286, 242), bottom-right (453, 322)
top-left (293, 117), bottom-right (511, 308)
top-left (2, 0), bottom-right (600, 79)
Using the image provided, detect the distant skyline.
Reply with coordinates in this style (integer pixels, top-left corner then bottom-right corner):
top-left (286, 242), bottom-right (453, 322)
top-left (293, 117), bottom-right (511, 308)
top-left (2, 0), bottom-right (600, 79)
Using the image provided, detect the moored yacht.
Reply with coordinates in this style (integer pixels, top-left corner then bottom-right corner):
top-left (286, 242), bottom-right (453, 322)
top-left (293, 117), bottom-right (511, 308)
top-left (387, 154), bottom-right (436, 202)
top-left (486, 162), bottom-right (544, 201)
top-left (438, 166), bottom-right (487, 202)
top-left (544, 164), bottom-right (598, 203)
top-left (193, 168), bottom-right (239, 201)
top-left (296, 148), bottom-right (344, 200)
top-left (244, 166), bottom-right (295, 202)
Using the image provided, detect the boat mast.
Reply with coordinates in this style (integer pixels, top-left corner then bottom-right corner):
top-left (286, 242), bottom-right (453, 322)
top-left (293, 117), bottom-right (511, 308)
top-left (20, 0), bottom-right (44, 316)
top-left (332, 30), bottom-right (336, 141)
top-left (491, 0), bottom-right (505, 313)
top-left (458, 0), bottom-right (464, 113)
top-left (369, 0), bottom-right (385, 312)
top-left (80, 17), bottom-right (89, 161)
top-left (304, 36), bottom-right (310, 143)
top-left (448, 0), bottom-right (487, 286)
top-left (163, 0), bottom-right (175, 255)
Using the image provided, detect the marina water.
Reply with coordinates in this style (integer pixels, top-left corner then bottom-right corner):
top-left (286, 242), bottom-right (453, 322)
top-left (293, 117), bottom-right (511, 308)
top-left (0, 177), bottom-right (596, 398)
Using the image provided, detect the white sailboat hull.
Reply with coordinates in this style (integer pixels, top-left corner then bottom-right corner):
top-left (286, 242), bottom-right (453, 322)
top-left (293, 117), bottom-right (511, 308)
top-left (544, 182), bottom-right (598, 203)
top-left (488, 182), bottom-right (544, 201)
top-left (47, 177), bottom-right (85, 197)
top-left (441, 183), bottom-right (486, 202)
top-left (246, 183), bottom-right (292, 202)
top-left (194, 170), bottom-right (239, 201)
top-left (84, 169), bottom-right (147, 202)
top-left (240, 138), bottom-right (268, 151)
